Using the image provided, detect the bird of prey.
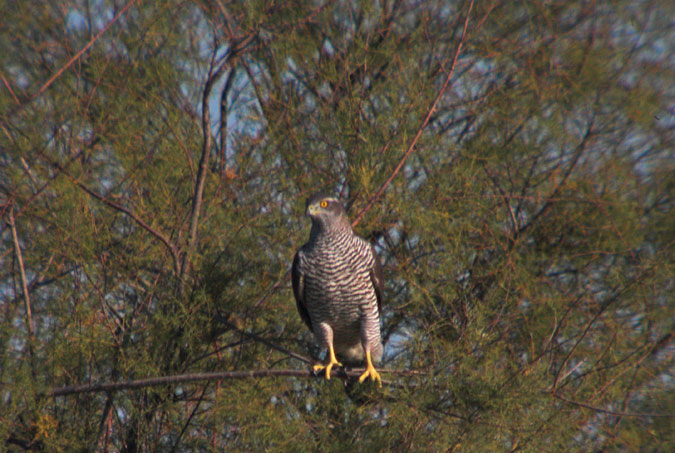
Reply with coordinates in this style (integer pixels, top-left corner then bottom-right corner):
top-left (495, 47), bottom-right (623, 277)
top-left (291, 193), bottom-right (384, 385)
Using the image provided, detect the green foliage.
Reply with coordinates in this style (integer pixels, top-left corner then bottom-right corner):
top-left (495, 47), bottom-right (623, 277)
top-left (1, 0), bottom-right (672, 451)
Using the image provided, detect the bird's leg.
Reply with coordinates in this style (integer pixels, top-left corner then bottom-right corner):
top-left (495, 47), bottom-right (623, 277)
top-left (313, 343), bottom-right (342, 380)
top-left (312, 323), bottom-right (342, 380)
top-left (358, 349), bottom-right (382, 387)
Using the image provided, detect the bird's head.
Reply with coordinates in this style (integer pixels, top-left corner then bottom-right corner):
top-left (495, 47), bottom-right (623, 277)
top-left (305, 193), bottom-right (350, 233)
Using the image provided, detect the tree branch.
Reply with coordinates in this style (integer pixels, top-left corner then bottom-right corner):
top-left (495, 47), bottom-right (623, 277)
top-left (178, 33), bottom-right (255, 290)
top-left (49, 367), bottom-right (423, 397)
top-left (1, 72), bottom-right (20, 105)
top-left (179, 44), bottom-right (223, 289)
top-left (518, 109), bottom-right (596, 235)
top-left (214, 314), bottom-right (312, 364)
top-left (73, 179), bottom-right (182, 276)
top-left (351, 0), bottom-right (475, 226)
top-left (47, 313), bottom-right (426, 397)
top-left (8, 204), bottom-right (35, 372)
top-left (33, 0), bottom-right (140, 99)
top-left (552, 392), bottom-right (674, 418)
top-left (3, 0), bottom-right (139, 121)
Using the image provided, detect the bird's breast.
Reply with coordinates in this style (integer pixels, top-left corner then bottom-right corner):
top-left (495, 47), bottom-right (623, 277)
top-left (300, 238), bottom-right (377, 324)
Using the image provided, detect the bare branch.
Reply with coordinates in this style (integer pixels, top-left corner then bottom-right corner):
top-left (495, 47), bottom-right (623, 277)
top-left (49, 367), bottom-right (423, 397)
top-left (179, 44), bottom-right (226, 289)
top-left (179, 33), bottom-right (256, 290)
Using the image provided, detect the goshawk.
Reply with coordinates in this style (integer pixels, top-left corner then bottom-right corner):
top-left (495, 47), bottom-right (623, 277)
top-left (291, 193), bottom-right (384, 385)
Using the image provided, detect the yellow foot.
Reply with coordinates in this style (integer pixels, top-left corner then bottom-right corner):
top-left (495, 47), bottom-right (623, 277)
top-left (358, 350), bottom-right (382, 387)
top-left (313, 360), bottom-right (342, 380)
top-left (313, 344), bottom-right (342, 380)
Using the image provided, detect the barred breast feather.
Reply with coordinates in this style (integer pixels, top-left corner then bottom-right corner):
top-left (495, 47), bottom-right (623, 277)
top-left (293, 227), bottom-right (383, 364)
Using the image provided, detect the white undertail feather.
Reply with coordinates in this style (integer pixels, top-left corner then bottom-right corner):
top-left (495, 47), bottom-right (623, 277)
top-left (337, 342), bottom-right (383, 364)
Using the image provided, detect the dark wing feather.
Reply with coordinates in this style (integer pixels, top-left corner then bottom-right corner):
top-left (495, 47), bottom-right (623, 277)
top-left (369, 244), bottom-right (384, 313)
top-left (291, 251), bottom-right (313, 331)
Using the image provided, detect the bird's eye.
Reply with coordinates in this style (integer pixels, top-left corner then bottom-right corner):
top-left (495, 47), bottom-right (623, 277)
top-left (320, 201), bottom-right (328, 208)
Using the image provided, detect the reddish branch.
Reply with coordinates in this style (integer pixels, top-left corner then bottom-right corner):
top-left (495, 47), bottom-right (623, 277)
top-left (1, 0), bottom-right (140, 125)
top-left (1, 72), bottom-right (20, 105)
top-left (352, 0), bottom-right (475, 227)
top-left (31, 0), bottom-right (140, 102)
top-left (8, 205), bottom-right (33, 337)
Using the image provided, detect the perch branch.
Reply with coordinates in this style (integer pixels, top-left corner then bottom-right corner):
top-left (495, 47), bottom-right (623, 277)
top-left (49, 368), bottom-right (424, 397)
top-left (50, 314), bottom-right (427, 398)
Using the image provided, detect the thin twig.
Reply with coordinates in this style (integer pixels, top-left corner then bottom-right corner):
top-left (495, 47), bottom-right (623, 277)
top-left (518, 109), bottom-right (596, 235)
top-left (481, 162), bottom-right (519, 240)
top-left (214, 314), bottom-right (312, 364)
top-left (351, 0), bottom-right (475, 226)
top-left (170, 383), bottom-right (209, 452)
top-left (552, 393), bottom-right (674, 418)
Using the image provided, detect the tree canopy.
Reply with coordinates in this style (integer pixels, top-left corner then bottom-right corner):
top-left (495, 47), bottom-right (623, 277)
top-left (1, 0), bottom-right (673, 451)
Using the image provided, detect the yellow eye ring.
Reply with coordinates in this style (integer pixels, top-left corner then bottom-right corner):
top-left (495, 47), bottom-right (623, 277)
top-left (320, 200), bottom-right (328, 208)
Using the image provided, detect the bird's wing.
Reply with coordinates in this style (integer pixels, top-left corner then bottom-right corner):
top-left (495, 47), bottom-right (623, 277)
top-left (291, 250), bottom-right (313, 331)
top-left (369, 244), bottom-right (384, 313)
